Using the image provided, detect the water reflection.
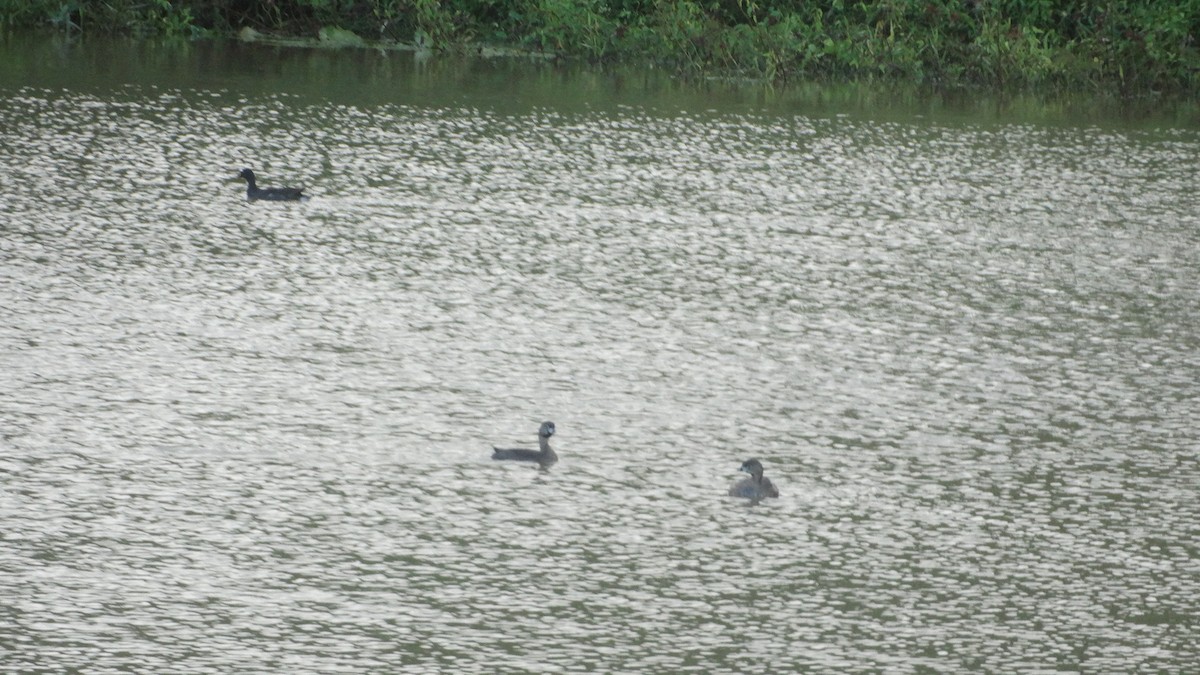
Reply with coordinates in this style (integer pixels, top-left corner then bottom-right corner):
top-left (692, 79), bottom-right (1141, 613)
top-left (4, 32), bottom-right (1199, 126)
top-left (1, 37), bottom-right (1198, 673)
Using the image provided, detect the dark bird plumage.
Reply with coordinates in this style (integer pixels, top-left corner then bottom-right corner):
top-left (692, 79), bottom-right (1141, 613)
top-left (238, 168), bottom-right (305, 201)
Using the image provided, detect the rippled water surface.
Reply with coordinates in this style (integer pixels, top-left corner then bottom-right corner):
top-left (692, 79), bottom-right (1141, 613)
top-left (2, 37), bottom-right (1198, 673)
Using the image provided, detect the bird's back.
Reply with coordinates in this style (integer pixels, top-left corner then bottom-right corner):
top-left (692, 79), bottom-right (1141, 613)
top-left (249, 186), bottom-right (304, 201)
top-left (492, 447), bottom-right (557, 467)
top-left (729, 477), bottom-right (779, 500)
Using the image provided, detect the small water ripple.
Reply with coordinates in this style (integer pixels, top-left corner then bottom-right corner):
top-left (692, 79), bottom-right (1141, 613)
top-left (1, 78), bottom-right (1197, 672)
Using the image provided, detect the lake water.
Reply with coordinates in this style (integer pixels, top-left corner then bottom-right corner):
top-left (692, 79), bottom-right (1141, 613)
top-left (1, 35), bottom-right (1198, 673)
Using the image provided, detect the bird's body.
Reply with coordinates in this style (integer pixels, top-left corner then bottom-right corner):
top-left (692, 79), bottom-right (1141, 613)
top-left (238, 168), bottom-right (305, 201)
top-left (729, 458), bottom-right (779, 502)
top-left (492, 421), bottom-right (557, 469)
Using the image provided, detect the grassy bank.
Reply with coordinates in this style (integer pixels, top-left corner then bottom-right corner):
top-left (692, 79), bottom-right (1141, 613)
top-left (3, 0), bottom-right (1198, 92)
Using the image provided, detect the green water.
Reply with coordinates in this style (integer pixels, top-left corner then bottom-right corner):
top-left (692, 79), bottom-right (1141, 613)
top-left (4, 32), bottom-right (1198, 126)
top-left (1, 33), bottom-right (1197, 673)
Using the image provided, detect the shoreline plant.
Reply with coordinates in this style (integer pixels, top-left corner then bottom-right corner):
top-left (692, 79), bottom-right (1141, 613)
top-left (1, 0), bottom-right (1196, 93)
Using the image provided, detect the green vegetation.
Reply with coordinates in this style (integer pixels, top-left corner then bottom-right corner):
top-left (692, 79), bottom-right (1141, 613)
top-left (2, 0), bottom-right (1198, 92)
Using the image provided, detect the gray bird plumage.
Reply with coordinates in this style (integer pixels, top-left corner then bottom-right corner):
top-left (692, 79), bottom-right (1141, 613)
top-left (492, 421), bottom-right (557, 468)
top-left (728, 458), bottom-right (779, 501)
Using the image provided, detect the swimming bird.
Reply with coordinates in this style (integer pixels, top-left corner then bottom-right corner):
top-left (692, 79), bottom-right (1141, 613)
top-left (728, 458), bottom-right (779, 501)
top-left (237, 168), bottom-right (305, 201)
top-left (492, 421), bottom-right (557, 469)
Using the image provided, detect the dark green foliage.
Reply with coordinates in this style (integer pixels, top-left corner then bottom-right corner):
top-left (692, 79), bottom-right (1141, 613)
top-left (1, 0), bottom-right (1197, 91)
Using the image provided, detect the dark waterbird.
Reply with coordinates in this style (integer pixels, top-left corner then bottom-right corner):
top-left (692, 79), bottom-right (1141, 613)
top-left (728, 458), bottom-right (779, 502)
top-left (237, 168), bottom-right (305, 201)
top-left (492, 421), bottom-right (557, 469)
